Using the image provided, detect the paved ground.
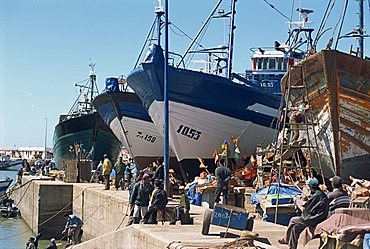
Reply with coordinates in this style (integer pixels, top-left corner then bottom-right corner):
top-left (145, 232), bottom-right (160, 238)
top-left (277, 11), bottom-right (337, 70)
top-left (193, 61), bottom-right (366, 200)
top-left (76, 184), bottom-right (320, 249)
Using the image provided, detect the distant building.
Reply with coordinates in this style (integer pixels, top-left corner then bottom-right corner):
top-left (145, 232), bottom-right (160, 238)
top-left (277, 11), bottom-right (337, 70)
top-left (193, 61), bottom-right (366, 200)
top-left (0, 147), bottom-right (53, 160)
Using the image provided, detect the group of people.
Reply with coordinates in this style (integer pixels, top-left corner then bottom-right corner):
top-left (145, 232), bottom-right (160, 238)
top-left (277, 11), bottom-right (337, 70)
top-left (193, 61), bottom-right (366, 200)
top-left (126, 158), bottom-right (169, 225)
top-left (93, 154), bottom-right (137, 190)
top-left (278, 175), bottom-right (351, 249)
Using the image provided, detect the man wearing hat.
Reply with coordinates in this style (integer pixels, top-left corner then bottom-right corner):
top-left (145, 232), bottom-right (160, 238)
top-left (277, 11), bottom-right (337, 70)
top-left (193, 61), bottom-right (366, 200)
top-left (46, 238), bottom-right (57, 249)
top-left (129, 173), bottom-right (154, 224)
top-left (328, 176), bottom-right (350, 216)
top-left (278, 178), bottom-right (329, 249)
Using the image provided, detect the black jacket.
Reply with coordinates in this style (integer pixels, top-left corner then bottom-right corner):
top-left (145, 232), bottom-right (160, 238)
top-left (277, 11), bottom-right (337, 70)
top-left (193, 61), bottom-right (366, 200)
top-left (130, 181), bottom-right (154, 206)
top-left (215, 166), bottom-right (232, 188)
top-left (150, 188), bottom-right (168, 210)
top-left (302, 188), bottom-right (329, 226)
top-left (153, 164), bottom-right (164, 181)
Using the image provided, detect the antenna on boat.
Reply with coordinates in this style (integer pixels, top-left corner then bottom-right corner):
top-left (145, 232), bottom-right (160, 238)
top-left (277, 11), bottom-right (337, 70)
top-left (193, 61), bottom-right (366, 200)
top-left (284, 8), bottom-right (315, 56)
top-left (155, 0), bottom-right (164, 46)
top-left (88, 59), bottom-right (97, 112)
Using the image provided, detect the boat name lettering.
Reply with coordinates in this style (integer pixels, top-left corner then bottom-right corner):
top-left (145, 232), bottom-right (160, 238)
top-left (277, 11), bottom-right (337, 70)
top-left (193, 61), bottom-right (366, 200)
top-left (136, 131), bottom-right (157, 143)
top-left (176, 125), bottom-right (201, 140)
top-left (260, 81), bottom-right (274, 88)
top-left (214, 211), bottom-right (230, 220)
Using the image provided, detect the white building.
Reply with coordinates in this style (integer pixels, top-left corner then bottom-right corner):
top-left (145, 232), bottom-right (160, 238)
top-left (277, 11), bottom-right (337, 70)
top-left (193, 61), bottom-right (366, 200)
top-left (0, 147), bottom-right (53, 160)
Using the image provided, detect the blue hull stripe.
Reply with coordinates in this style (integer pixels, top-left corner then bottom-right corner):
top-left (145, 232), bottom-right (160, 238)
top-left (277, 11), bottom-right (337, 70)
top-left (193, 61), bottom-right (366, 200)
top-left (93, 92), bottom-right (152, 125)
top-left (127, 44), bottom-right (281, 128)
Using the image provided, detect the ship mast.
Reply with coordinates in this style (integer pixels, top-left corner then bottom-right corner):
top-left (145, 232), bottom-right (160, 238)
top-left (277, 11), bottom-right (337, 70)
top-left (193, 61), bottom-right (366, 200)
top-left (358, 0), bottom-right (364, 58)
top-left (227, 0), bottom-right (236, 79)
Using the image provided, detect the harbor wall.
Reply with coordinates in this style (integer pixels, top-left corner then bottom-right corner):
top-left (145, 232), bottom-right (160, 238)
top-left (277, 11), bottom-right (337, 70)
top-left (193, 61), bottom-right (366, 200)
top-left (10, 177), bottom-right (73, 239)
top-left (10, 178), bottom-right (130, 240)
top-left (72, 184), bottom-right (131, 240)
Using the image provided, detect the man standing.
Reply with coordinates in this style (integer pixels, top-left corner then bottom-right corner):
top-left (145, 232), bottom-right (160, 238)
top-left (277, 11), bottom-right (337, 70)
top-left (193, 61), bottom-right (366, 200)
top-left (129, 173), bottom-right (154, 224)
top-left (278, 178), bottom-right (329, 249)
top-left (114, 156), bottom-right (126, 190)
top-left (102, 154), bottom-right (112, 190)
top-left (214, 159), bottom-right (232, 205)
top-left (153, 158), bottom-right (164, 182)
top-left (62, 213), bottom-right (83, 246)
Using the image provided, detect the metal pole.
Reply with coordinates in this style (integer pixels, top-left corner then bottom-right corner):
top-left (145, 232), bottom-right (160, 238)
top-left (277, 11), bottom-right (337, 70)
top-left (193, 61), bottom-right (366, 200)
top-left (358, 0), bottom-right (364, 59)
top-left (163, 0), bottom-right (170, 193)
top-left (227, 0), bottom-right (236, 79)
top-left (44, 118), bottom-right (48, 159)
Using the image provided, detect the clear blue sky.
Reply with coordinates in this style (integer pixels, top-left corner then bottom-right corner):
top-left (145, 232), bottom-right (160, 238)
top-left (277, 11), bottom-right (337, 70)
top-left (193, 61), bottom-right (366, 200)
top-left (0, 0), bottom-right (364, 148)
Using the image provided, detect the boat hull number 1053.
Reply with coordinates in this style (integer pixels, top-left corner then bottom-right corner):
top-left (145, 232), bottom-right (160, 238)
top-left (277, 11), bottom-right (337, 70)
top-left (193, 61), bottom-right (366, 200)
top-left (176, 125), bottom-right (201, 140)
top-left (136, 131), bottom-right (157, 143)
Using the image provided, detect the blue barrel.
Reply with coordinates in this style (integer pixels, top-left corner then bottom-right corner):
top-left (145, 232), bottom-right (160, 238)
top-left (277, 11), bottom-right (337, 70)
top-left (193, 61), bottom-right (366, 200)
top-left (211, 204), bottom-right (249, 230)
top-left (105, 77), bottom-right (119, 92)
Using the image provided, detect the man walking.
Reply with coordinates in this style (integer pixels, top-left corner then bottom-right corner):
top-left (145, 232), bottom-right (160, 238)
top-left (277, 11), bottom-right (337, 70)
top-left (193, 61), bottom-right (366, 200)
top-left (114, 156), bottom-right (126, 190)
top-left (214, 159), bottom-right (232, 205)
top-left (102, 154), bottom-right (112, 190)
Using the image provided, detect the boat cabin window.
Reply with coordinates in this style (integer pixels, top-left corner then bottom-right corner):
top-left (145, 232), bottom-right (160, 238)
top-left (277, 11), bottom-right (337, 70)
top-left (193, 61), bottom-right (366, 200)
top-left (257, 58), bottom-right (262, 70)
top-left (263, 58), bottom-right (268, 69)
top-left (268, 58), bottom-right (276, 70)
top-left (283, 58), bottom-right (288, 70)
top-left (277, 58), bottom-right (283, 70)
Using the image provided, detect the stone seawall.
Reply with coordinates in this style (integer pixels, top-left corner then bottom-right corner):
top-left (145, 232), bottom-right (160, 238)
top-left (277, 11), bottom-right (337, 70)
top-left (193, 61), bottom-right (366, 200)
top-left (10, 176), bottom-right (73, 239)
top-left (10, 177), bottom-right (319, 249)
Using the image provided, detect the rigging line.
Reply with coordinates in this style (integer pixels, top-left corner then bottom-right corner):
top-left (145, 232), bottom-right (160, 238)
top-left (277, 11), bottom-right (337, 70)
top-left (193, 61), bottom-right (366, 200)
top-left (133, 16), bottom-right (157, 69)
top-left (169, 25), bottom-right (187, 37)
top-left (261, 95), bottom-right (284, 146)
top-left (184, 21), bottom-right (211, 67)
top-left (67, 78), bottom-right (91, 115)
top-left (27, 200), bottom-right (129, 216)
top-left (334, 0), bottom-right (350, 49)
top-left (289, 0), bottom-right (295, 34)
top-left (170, 23), bottom-right (206, 51)
top-left (115, 202), bottom-right (130, 230)
top-left (262, 0), bottom-right (299, 29)
top-left (331, 0), bottom-right (347, 39)
top-left (314, 0), bottom-right (335, 46)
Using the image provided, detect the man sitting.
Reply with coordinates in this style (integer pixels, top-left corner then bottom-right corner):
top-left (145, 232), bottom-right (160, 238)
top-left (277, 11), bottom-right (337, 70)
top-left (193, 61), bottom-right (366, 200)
top-left (278, 178), bottom-right (329, 249)
top-left (142, 179), bottom-right (168, 224)
top-left (328, 176), bottom-right (350, 216)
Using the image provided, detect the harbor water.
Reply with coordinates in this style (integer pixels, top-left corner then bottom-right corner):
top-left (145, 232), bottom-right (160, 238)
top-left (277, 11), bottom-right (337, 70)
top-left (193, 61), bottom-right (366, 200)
top-left (0, 170), bottom-right (33, 249)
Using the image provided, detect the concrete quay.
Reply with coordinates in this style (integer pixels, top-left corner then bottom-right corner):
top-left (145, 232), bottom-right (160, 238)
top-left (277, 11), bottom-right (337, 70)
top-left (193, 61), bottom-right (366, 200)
top-left (10, 176), bottom-right (319, 248)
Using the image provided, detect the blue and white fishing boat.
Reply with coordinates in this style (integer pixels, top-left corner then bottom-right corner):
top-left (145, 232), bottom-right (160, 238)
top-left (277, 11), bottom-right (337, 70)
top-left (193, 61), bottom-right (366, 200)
top-left (92, 78), bottom-right (178, 170)
top-left (244, 7), bottom-right (314, 95)
top-left (127, 0), bottom-right (281, 167)
top-left (0, 155), bottom-right (23, 171)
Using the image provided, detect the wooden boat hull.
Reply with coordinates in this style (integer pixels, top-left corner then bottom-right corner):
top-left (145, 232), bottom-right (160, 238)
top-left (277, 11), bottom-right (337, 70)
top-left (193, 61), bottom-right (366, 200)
top-left (282, 50), bottom-right (370, 180)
